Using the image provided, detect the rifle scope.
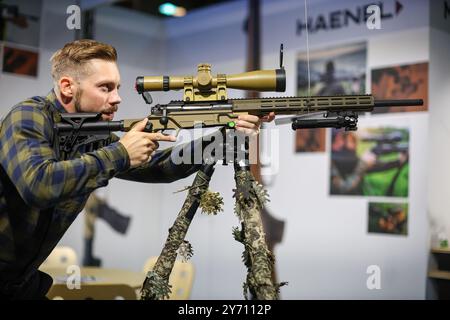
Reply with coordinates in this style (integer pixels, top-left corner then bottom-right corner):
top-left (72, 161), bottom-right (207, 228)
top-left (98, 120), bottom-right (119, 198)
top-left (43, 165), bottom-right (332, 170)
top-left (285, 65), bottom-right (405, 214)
top-left (135, 63), bottom-right (285, 94)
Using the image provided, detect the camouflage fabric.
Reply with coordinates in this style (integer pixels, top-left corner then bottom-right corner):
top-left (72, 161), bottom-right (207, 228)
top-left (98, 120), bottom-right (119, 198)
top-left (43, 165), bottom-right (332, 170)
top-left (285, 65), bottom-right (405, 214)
top-left (141, 165), bottom-right (219, 300)
top-left (233, 166), bottom-right (283, 300)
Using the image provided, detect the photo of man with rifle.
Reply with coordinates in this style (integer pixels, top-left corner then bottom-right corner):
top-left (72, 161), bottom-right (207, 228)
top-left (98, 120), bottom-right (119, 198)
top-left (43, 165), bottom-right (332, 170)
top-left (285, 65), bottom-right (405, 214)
top-left (330, 128), bottom-right (409, 197)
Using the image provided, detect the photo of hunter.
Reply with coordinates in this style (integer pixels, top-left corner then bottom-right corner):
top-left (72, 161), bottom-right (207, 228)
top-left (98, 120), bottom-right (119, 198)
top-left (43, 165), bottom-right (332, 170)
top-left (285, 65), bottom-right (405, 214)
top-left (295, 128), bottom-right (326, 153)
top-left (330, 127), bottom-right (409, 197)
top-left (371, 62), bottom-right (428, 114)
top-left (368, 202), bottom-right (408, 236)
top-left (296, 42), bottom-right (366, 153)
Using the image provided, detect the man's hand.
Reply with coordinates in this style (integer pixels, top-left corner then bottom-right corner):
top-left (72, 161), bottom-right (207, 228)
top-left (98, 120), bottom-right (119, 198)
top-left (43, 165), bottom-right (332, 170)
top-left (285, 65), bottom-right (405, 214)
top-left (119, 119), bottom-right (176, 168)
top-left (235, 112), bottom-right (275, 136)
top-left (361, 150), bottom-right (377, 169)
top-left (399, 152), bottom-right (408, 164)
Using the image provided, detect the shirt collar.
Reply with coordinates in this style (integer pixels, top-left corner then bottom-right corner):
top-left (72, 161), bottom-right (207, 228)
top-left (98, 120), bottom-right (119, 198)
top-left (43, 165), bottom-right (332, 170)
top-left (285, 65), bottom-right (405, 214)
top-left (46, 90), bottom-right (67, 114)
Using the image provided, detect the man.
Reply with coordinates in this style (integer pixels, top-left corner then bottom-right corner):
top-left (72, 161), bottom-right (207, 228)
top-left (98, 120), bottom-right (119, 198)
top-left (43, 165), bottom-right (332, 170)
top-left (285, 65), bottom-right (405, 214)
top-left (330, 130), bottom-right (376, 195)
top-left (0, 39), bottom-right (273, 299)
top-left (317, 61), bottom-right (346, 96)
top-left (330, 130), bottom-right (408, 196)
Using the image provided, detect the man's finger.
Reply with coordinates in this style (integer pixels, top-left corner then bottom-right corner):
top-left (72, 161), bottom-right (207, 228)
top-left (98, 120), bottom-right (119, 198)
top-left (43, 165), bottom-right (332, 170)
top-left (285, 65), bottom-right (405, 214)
top-left (130, 118), bottom-right (148, 132)
top-left (261, 112), bottom-right (275, 122)
top-left (236, 120), bottom-right (257, 130)
top-left (141, 132), bottom-right (177, 142)
top-left (150, 133), bottom-right (177, 142)
top-left (238, 114), bottom-right (260, 123)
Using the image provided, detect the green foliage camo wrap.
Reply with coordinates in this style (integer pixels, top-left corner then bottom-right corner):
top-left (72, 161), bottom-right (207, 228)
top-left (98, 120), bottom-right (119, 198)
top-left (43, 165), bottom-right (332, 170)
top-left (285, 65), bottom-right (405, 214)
top-left (140, 167), bottom-right (220, 300)
top-left (233, 168), bottom-right (285, 300)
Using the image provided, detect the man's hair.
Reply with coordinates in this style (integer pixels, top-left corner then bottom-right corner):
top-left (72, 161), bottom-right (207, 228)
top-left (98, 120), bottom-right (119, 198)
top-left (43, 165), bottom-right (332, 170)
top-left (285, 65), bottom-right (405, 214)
top-left (50, 39), bottom-right (117, 83)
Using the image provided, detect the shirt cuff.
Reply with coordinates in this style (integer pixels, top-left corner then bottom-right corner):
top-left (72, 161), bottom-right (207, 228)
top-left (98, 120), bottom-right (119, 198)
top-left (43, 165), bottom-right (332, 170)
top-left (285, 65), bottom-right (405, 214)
top-left (102, 141), bottom-right (130, 172)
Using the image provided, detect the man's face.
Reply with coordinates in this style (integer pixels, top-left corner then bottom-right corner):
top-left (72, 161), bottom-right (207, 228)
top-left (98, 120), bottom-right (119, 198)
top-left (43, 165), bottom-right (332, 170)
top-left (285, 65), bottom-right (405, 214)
top-left (74, 59), bottom-right (121, 121)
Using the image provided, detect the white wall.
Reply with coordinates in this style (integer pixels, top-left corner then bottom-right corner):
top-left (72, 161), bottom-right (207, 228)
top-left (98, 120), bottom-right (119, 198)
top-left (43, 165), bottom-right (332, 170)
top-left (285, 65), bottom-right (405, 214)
top-left (428, 2), bottom-right (450, 252)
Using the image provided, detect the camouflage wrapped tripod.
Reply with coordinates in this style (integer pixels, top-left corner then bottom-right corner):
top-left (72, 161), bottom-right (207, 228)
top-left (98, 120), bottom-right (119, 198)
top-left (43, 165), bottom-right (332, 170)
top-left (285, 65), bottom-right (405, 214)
top-left (140, 132), bottom-right (283, 300)
top-left (140, 162), bottom-right (218, 300)
top-left (232, 162), bottom-right (282, 300)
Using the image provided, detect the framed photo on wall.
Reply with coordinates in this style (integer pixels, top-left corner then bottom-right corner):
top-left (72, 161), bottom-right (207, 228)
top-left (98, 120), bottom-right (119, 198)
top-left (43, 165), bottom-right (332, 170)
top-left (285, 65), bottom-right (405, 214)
top-left (295, 128), bottom-right (326, 153)
top-left (368, 202), bottom-right (408, 236)
top-left (296, 42), bottom-right (367, 153)
top-left (2, 45), bottom-right (38, 77)
top-left (330, 126), bottom-right (409, 197)
top-left (0, 0), bottom-right (41, 47)
top-left (371, 62), bottom-right (428, 114)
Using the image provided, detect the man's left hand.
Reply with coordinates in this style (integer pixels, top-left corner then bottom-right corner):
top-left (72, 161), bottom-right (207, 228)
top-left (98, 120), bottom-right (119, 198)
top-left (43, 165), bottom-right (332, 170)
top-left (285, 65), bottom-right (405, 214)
top-left (235, 112), bottom-right (275, 136)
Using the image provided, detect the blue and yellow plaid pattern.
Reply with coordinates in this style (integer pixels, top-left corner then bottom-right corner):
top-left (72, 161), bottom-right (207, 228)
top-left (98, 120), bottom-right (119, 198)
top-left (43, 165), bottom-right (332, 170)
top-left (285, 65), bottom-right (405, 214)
top-left (0, 90), bottom-right (204, 287)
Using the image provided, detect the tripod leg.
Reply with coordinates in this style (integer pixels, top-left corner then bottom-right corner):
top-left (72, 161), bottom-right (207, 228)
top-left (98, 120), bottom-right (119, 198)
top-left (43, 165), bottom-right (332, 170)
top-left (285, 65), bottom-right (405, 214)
top-left (140, 162), bottom-right (217, 300)
top-left (233, 163), bottom-right (279, 300)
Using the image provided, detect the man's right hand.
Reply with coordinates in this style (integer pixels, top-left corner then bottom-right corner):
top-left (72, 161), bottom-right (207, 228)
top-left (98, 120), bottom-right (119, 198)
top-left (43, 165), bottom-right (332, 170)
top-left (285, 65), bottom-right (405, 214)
top-left (118, 118), bottom-right (176, 168)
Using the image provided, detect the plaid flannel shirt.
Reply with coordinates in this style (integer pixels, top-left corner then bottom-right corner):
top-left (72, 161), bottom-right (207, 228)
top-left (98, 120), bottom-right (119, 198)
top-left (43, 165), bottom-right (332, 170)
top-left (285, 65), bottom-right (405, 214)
top-left (0, 90), bottom-right (206, 288)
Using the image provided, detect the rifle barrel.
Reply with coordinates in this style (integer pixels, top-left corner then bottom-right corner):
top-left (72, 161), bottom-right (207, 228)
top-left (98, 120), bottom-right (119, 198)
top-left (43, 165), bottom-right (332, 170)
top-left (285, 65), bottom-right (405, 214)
top-left (374, 99), bottom-right (423, 108)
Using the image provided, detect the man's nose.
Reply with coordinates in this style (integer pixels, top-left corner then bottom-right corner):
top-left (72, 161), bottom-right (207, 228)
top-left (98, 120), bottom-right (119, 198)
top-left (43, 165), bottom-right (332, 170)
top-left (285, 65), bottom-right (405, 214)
top-left (110, 89), bottom-right (122, 105)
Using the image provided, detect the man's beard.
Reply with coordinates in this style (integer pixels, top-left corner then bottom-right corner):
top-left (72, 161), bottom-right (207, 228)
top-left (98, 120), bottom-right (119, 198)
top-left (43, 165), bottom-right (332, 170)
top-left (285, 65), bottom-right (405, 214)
top-left (74, 88), bottom-right (83, 113)
top-left (73, 89), bottom-right (117, 119)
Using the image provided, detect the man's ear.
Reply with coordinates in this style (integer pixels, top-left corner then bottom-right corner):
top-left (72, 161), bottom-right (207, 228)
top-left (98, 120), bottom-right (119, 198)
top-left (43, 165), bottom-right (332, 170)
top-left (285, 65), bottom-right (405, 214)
top-left (59, 77), bottom-right (76, 98)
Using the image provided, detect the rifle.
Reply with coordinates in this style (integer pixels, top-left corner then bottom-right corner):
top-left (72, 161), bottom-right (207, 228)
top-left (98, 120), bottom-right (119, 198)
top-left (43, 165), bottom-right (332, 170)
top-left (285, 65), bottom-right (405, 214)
top-left (360, 131), bottom-right (409, 196)
top-left (361, 131), bottom-right (403, 144)
top-left (361, 132), bottom-right (408, 156)
top-left (54, 57), bottom-right (423, 155)
top-left (370, 142), bottom-right (409, 156)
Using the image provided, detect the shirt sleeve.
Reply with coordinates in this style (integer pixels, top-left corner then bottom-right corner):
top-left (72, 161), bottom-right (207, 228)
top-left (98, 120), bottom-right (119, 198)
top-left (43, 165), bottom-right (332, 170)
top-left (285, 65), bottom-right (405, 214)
top-left (0, 105), bottom-right (130, 209)
top-left (116, 130), bottom-right (223, 183)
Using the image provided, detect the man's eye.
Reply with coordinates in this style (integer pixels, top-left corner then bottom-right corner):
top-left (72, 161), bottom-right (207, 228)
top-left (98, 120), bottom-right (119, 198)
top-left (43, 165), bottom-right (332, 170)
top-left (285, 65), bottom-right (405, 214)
top-left (100, 85), bottom-right (109, 92)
